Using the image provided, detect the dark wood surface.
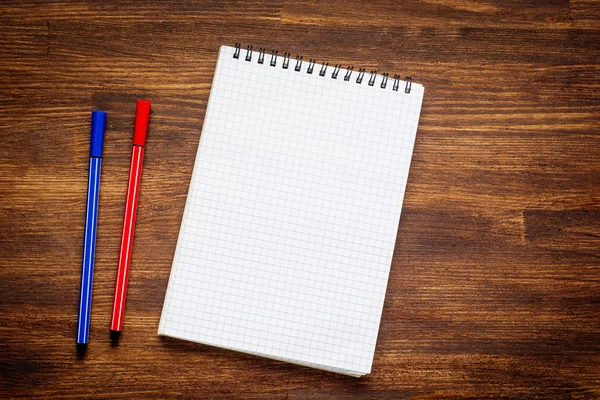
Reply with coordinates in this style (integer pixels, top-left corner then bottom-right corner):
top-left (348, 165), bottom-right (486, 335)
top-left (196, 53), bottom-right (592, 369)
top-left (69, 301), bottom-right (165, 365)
top-left (1, 0), bottom-right (599, 398)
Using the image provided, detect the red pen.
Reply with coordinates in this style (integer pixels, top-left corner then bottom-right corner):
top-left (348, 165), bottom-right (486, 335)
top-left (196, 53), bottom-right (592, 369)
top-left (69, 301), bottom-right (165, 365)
top-left (111, 100), bottom-right (151, 341)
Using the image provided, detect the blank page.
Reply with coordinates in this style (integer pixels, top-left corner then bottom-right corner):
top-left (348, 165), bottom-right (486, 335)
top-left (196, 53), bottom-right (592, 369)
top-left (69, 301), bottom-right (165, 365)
top-left (159, 45), bottom-right (424, 377)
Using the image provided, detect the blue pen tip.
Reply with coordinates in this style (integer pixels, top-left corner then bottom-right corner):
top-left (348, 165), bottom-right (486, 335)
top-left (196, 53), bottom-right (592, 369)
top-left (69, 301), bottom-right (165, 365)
top-left (90, 111), bottom-right (107, 158)
top-left (76, 343), bottom-right (87, 355)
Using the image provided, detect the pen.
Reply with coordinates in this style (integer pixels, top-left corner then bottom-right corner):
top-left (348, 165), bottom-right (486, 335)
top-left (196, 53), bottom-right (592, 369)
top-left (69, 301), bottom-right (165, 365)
top-left (110, 100), bottom-right (151, 341)
top-left (77, 110), bottom-right (106, 351)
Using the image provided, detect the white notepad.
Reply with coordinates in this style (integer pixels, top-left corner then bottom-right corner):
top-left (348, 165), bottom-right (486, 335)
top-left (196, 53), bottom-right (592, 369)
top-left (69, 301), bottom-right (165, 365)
top-left (159, 45), bottom-right (424, 377)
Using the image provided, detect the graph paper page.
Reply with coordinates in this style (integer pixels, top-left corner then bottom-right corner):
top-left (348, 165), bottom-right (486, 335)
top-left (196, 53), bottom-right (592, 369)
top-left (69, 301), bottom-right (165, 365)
top-left (159, 45), bottom-right (424, 377)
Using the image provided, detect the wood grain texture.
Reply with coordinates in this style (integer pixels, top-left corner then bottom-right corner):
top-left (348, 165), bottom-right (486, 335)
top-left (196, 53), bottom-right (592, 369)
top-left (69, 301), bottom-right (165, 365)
top-left (1, 0), bottom-right (599, 398)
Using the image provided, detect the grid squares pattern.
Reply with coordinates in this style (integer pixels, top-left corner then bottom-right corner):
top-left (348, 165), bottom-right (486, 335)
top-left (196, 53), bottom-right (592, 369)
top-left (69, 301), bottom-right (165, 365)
top-left (159, 45), bottom-right (424, 377)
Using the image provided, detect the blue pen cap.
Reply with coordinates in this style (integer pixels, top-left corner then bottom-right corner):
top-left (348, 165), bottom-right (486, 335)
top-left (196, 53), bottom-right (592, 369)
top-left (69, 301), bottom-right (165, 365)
top-left (90, 111), bottom-right (107, 157)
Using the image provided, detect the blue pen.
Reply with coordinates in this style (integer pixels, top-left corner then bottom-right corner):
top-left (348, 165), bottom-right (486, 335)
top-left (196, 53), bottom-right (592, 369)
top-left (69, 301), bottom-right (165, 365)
top-left (77, 111), bottom-right (106, 351)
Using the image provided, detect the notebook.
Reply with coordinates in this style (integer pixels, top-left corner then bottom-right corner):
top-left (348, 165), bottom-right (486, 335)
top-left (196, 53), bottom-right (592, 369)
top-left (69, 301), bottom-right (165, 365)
top-left (159, 44), bottom-right (424, 377)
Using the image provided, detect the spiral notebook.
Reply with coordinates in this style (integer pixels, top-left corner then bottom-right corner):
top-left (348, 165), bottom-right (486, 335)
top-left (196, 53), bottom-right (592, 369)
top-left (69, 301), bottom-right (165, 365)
top-left (159, 44), bottom-right (424, 377)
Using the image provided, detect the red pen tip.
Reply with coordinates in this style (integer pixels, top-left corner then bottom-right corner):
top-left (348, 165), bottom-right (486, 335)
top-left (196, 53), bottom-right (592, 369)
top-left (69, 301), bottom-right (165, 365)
top-left (133, 100), bottom-right (151, 146)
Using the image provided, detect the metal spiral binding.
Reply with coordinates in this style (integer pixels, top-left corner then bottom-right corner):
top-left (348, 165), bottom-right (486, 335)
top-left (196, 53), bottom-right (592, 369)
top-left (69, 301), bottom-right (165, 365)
top-left (381, 73), bottom-right (389, 89)
top-left (344, 66), bottom-right (354, 81)
top-left (332, 65), bottom-right (341, 79)
top-left (356, 68), bottom-right (365, 84)
top-left (368, 70), bottom-right (377, 86)
top-left (270, 50), bottom-right (278, 67)
top-left (233, 43), bottom-right (413, 93)
top-left (283, 52), bottom-right (290, 69)
top-left (392, 74), bottom-right (400, 91)
top-left (319, 63), bottom-right (328, 77)
top-left (307, 59), bottom-right (316, 74)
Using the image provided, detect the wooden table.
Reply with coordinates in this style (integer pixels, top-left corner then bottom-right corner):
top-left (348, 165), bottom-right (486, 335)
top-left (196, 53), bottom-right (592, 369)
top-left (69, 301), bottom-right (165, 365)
top-left (1, 1), bottom-right (599, 398)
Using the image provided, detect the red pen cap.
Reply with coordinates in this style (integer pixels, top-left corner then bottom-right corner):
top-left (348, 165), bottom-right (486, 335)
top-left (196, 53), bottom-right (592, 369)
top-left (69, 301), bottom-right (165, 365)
top-left (133, 100), bottom-right (151, 146)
